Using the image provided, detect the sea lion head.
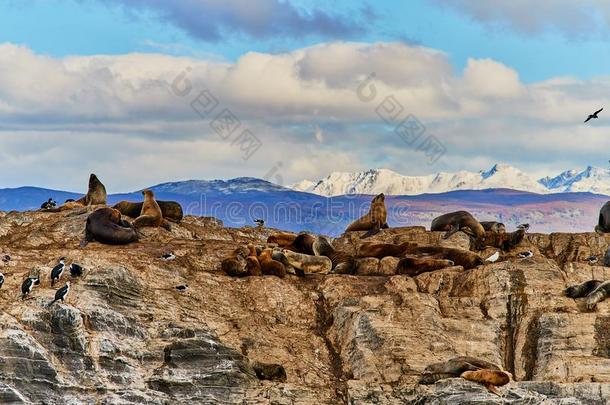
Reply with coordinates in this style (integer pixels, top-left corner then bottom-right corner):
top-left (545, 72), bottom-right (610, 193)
top-left (89, 173), bottom-right (100, 185)
top-left (372, 193), bottom-right (385, 203)
top-left (142, 189), bottom-right (154, 198)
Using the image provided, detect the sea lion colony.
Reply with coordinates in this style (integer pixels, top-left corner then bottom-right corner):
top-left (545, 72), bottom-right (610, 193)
top-left (13, 178), bottom-right (610, 394)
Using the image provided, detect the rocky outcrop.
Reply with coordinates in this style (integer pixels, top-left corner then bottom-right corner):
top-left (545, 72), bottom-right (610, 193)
top-left (1, 211), bottom-right (610, 403)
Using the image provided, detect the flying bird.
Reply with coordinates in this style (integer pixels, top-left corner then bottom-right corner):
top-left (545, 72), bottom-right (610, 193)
top-left (254, 219), bottom-right (265, 227)
top-left (49, 281), bottom-right (70, 306)
top-left (585, 108), bottom-right (603, 123)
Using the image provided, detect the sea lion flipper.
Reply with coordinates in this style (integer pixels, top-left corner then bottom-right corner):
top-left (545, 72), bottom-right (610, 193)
top-left (361, 227), bottom-right (380, 239)
top-left (443, 227), bottom-right (458, 239)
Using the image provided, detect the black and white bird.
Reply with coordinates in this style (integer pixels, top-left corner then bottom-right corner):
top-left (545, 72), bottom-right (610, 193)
top-left (0, 272), bottom-right (4, 288)
top-left (517, 223), bottom-right (530, 231)
top-left (69, 263), bottom-right (84, 277)
top-left (2, 255), bottom-right (10, 265)
top-left (585, 107), bottom-right (603, 123)
top-left (586, 255), bottom-right (599, 265)
top-left (254, 219), bottom-right (265, 227)
top-left (51, 257), bottom-right (66, 286)
top-left (40, 198), bottom-right (57, 210)
top-left (175, 284), bottom-right (188, 292)
top-left (21, 276), bottom-right (39, 299)
top-left (161, 252), bottom-right (176, 261)
top-left (518, 250), bottom-right (534, 258)
top-left (49, 281), bottom-right (70, 306)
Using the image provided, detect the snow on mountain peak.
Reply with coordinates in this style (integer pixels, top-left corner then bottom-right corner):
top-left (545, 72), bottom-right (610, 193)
top-left (291, 164), bottom-right (610, 196)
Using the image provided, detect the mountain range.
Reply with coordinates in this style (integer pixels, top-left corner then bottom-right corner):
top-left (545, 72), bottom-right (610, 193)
top-left (0, 164), bottom-right (609, 235)
top-left (290, 164), bottom-right (610, 196)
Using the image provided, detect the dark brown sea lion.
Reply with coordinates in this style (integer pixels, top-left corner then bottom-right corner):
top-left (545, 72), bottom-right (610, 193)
top-left (76, 173), bottom-right (107, 206)
top-left (266, 232), bottom-right (315, 255)
top-left (246, 244), bottom-right (262, 276)
top-left (81, 207), bottom-right (138, 246)
top-left (113, 200), bottom-right (183, 222)
top-left (313, 235), bottom-right (357, 274)
top-left (596, 201), bottom-right (610, 233)
top-left (403, 245), bottom-right (484, 270)
top-left (221, 246), bottom-right (250, 277)
top-left (345, 193), bottom-right (388, 238)
top-left (396, 256), bottom-right (455, 276)
top-left (431, 211), bottom-right (485, 249)
top-left (357, 242), bottom-right (418, 259)
top-left (461, 369), bottom-right (510, 395)
top-left (132, 189), bottom-right (172, 230)
top-left (419, 356), bottom-right (501, 385)
top-left (480, 221), bottom-right (506, 233)
top-left (267, 232), bottom-right (297, 247)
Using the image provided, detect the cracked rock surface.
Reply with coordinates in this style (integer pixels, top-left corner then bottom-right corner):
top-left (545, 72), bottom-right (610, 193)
top-left (0, 210), bottom-right (610, 403)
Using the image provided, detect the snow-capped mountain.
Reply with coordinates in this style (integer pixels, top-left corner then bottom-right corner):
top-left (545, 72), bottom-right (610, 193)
top-left (291, 164), bottom-right (610, 196)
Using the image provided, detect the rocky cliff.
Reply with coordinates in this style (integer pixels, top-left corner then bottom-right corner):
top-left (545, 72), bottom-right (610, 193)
top-left (1, 209), bottom-right (610, 404)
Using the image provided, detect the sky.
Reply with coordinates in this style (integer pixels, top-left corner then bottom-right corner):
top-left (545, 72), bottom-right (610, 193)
top-left (2, 0), bottom-right (610, 191)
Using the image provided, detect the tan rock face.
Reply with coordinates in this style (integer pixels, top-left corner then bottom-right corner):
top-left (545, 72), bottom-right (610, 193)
top-left (1, 212), bottom-right (610, 403)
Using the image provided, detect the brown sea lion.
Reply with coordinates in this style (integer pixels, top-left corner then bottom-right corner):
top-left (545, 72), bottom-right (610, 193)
top-left (282, 250), bottom-right (332, 274)
top-left (76, 173), bottom-right (107, 206)
top-left (396, 256), bottom-right (454, 276)
top-left (461, 369), bottom-right (510, 395)
top-left (431, 211), bottom-right (485, 249)
top-left (252, 362), bottom-right (287, 382)
top-left (565, 280), bottom-right (604, 298)
top-left (403, 245), bottom-right (484, 270)
top-left (419, 356), bottom-right (501, 385)
top-left (258, 248), bottom-right (287, 278)
top-left (313, 235), bottom-right (357, 274)
top-left (357, 242), bottom-right (418, 259)
top-left (246, 244), bottom-right (262, 276)
top-left (585, 281), bottom-right (610, 310)
top-left (480, 221), bottom-right (506, 234)
top-left (81, 207), bottom-right (138, 246)
top-left (267, 232), bottom-right (297, 247)
top-left (345, 193), bottom-right (388, 238)
top-left (266, 232), bottom-right (315, 255)
top-left (482, 228), bottom-right (526, 251)
top-left (596, 201), bottom-right (610, 233)
top-left (132, 189), bottom-right (171, 230)
top-left (113, 200), bottom-right (183, 222)
top-left (221, 246), bottom-right (250, 277)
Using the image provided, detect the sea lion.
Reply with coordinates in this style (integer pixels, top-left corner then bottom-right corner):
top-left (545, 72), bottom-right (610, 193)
top-left (282, 250), bottom-right (332, 274)
top-left (431, 211), bottom-right (485, 249)
top-left (460, 369), bottom-right (510, 395)
top-left (252, 362), bottom-right (287, 382)
top-left (132, 189), bottom-right (171, 230)
top-left (313, 235), bottom-right (357, 275)
top-left (482, 228), bottom-right (526, 251)
top-left (480, 221), bottom-right (506, 234)
top-left (266, 232), bottom-right (315, 255)
top-left (396, 256), bottom-right (455, 277)
top-left (564, 280), bottom-right (603, 298)
top-left (81, 207), bottom-right (138, 246)
top-left (272, 248), bottom-right (300, 276)
top-left (357, 242), bottom-right (418, 259)
top-left (221, 246), bottom-right (250, 277)
top-left (419, 356), bottom-right (501, 385)
top-left (76, 173), bottom-right (107, 206)
top-left (345, 193), bottom-right (388, 238)
top-left (596, 201), bottom-right (610, 233)
top-left (258, 248), bottom-right (287, 278)
top-left (267, 232), bottom-right (297, 247)
top-left (246, 244), bottom-right (262, 276)
top-left (403, 245), bottom-right (484, 270)
top-left (586, 281), bottom-right (610, 310)
top-left (113, 200), bottom-right (183, 222)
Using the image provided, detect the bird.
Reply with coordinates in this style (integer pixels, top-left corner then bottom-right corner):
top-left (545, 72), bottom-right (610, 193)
top-left (21, 276), bottom-right (39, 299)
top-left (49, 281), bottom-right (70, 306)
top-left (51, 257), bottom-right (66, 286)
top-left (2, 255), bottom-right (10, 265)
top-left (69, 263), bottom-right (84, 278)
top-left (486, 252), bottom-right (500, 263)
top-left (0, 272), bottom-right (4, 288)
top-left (161, 252), bottom-right (176, 261)
top-left (175, 284), bottom-right (188, 292)
top-left (40, 198), bottom-right (57, 210)
top-left (254, 219), bottom-right (265, 227)
top-left (518, 250), bottom-right (534, 258)
top-left (587, 255), bottom-right (599, 265)
top-left (517, 223), bottom-right (530, 231)
top-left (585, 108), bottom-right (603, 123)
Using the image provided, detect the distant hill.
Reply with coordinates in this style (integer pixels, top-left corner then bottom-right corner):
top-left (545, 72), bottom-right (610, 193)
top-left (0, 178), bottom-right (607, 235)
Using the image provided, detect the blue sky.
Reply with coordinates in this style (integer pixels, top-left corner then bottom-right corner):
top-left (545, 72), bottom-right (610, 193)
top-left (1, 0), bottom-right (610, 190)
top-left (3, 0), bottom-right (610, 82)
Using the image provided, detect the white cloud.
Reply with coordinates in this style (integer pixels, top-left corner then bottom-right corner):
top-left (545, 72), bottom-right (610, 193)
top-left (0, 41), bottom-right (609, 189)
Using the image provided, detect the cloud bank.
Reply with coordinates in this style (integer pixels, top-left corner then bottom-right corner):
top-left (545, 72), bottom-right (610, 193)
top-left (0, 41), bottom-right (609, 191)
